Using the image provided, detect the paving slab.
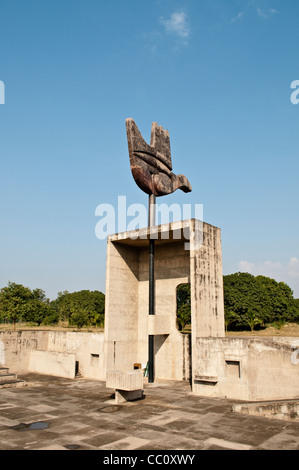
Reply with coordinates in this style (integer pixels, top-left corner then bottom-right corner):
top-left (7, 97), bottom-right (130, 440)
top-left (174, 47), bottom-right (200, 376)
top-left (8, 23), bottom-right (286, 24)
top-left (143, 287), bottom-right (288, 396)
top-left (0, 373), bottom-right (298, 452)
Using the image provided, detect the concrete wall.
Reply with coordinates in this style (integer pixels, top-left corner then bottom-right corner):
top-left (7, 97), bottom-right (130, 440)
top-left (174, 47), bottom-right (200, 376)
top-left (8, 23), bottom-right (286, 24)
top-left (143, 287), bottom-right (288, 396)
top-left (194, 336), bottom-right (299, 401)
top-left (190, 221), bottom-right (224, 338)
top-left (1, 330), bottom-right (298, 402)
top-left (104, 241), bottom-right (139, 374)
top-left (0, 330), bottom-right (106, 380)
top-left (29, 350), bottom-right (76, 379)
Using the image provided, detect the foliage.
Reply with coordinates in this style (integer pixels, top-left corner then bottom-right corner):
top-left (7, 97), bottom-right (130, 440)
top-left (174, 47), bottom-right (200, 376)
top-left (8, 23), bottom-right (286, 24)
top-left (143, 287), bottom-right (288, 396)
top-left (223, 272), bottom-right (299, 330)
top-left (0, 283), bottom-right (105, 328)
top-left (177, 304), bottom-right (191, 331)
top-left (1, 273), bottom-right (297, 333)
top-left (54, 290), bottom-right (105, 327)
top-left (176, 284), bottom-right (191, 331)
top-left (69, 309), bottom-right (90, 329)
top-left (272, 318), bottom-right (286, 330)
top-left (176, 274), bottom-right (299, 333)
top-left (41, 308), bottom-right (60, 325)
top-left (225, 310), bottom-right (240, 332)
top-left (0, 282), bottom-right (56, 326)
top-left (245, 309), bottom-right (263, 332)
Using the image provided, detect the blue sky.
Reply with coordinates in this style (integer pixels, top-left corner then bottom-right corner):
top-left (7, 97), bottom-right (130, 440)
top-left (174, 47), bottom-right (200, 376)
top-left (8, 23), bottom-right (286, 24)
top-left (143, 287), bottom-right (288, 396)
top-left (0, 0), bottom-right (299, 299)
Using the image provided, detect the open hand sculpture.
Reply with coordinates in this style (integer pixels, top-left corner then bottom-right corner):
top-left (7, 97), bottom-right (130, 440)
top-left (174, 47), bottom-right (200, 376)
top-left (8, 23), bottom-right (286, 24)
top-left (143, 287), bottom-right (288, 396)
top-left (126, 118), bottom-right (192, 197)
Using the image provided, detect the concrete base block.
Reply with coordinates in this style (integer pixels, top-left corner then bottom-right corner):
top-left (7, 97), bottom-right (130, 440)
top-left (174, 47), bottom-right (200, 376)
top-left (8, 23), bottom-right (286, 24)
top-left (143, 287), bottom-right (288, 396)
top-left (115, 389), bottom-right (144, 404)
top-left (106, 370), bottom-right (144, 403)
top-left (106, 369), bottom-right (143, 391)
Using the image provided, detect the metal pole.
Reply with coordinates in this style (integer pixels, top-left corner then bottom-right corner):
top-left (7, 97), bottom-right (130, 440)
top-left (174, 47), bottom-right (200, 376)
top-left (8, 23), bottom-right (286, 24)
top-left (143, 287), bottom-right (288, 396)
top-left (148, 194), bottom-right (156, 383)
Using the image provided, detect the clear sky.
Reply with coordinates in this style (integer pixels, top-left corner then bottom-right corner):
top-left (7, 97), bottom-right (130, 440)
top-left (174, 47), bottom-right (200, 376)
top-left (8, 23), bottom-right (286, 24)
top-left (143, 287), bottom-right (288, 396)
top-left (0, 0), bottom-right (299, 299)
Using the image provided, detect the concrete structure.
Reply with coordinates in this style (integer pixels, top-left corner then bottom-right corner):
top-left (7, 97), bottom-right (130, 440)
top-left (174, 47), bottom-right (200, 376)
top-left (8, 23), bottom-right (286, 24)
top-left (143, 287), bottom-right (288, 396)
top-left (0, 330), bottom-right (106, 381)
top-left (104, 218), bottom-right (299, 402)
top-left (0, 366), bottom-right (26, 389)
top-left (194, 336), bottom-right (299, 401)
top-left (104, 219), bottom-right (225, 385)
top-left (1, 327), bottom-right (298, 403)
top-left (106, 369), bottom-right (144, 403)
top-left (0, 218), bottom-right (298, 403)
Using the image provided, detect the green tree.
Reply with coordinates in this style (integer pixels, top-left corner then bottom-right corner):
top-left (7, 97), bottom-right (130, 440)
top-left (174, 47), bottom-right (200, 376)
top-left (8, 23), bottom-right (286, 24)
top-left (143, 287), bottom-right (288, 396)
top-left (41, 308), bottom-right (59, 325)
top-left (177, 304), bottom-right (191, 331)
top-left (245, 309), bottom-right (263, 332)
top-left (0, 282), bottom-right (57, 326)
top-left (292, 299), bottom-right (299, 321)
top-left (0, 282), bottom-right (32, 326)
top-left (225, 310), bottom-right (240, 332)
top-left (176, 284), bottom-right (191, 331)
top-left (223, 272), bottom-right (298, 330)
top-left (23, 288), bottom-right (56, 325)
top-left (55, 290), bottom-right (105, 327)
top-left (70, 308), bottom-right (89, 329)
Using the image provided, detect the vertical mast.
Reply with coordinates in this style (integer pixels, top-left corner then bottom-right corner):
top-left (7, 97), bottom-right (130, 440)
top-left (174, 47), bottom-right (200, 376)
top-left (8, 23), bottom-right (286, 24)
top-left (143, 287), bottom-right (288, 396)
top-left (148, 194), bottom-right (156, 383)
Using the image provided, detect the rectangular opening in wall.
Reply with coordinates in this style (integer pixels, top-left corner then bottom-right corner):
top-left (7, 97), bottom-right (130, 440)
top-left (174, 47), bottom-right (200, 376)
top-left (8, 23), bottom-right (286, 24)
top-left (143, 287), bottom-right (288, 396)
top-left (90, 353), bottom-right (99, 367)
top-left (225, 360), bottom-right (240, 378)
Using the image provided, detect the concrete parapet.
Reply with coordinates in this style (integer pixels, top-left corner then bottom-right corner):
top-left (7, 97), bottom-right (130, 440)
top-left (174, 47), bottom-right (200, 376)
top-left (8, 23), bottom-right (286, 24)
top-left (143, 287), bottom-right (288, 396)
top-left (233, 400), bottom-right (299, 421)
top-left (0, 330), bottom-right (106, 380)
top-left (194, 336), bottom-right (299, 401)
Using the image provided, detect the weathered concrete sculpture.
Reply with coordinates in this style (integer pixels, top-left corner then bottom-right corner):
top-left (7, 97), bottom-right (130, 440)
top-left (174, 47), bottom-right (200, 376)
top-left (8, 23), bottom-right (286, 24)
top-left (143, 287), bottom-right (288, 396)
top-left (126, 118), bottom-right (192, 197)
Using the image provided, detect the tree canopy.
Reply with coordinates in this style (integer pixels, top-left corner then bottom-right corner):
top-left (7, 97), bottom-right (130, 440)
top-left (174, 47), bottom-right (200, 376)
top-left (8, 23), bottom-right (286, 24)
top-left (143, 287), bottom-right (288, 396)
top-left (223, 272), bottom-right (299, 330)
top-left (176, 283), bottom-right (191, 331)
top-left (176, 273), bottom-right (299, 332)
top-left (52, 290), bottom-right (105, 328)
top-left (0, 283), bottom-right (105, 328)
top-left (1, 273), bottom-right (298, 332)
top-left (0, 282), bottom-right (56, 326)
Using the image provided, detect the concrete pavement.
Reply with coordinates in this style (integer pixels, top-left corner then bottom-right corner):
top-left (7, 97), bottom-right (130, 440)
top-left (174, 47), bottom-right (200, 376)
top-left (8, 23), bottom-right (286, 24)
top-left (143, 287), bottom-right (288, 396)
top-left (0, 373), bottom-right (298, 451)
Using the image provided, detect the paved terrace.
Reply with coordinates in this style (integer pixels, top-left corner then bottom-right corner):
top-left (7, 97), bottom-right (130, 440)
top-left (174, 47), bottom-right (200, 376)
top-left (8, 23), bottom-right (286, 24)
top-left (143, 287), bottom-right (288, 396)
top-left (0, 373), bottom-right (298, 451)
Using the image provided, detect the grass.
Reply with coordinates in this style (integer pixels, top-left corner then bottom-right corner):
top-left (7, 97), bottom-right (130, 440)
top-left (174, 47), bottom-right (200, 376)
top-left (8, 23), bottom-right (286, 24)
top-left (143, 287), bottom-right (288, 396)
top-left (180, 322), bottom-right (299, 336)
top-left (1, 322), bottom-right (299, 337)
top-left (226, 322), bottom-right (299, 337)
top-left (0, 322), bottom-right (104, 333)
